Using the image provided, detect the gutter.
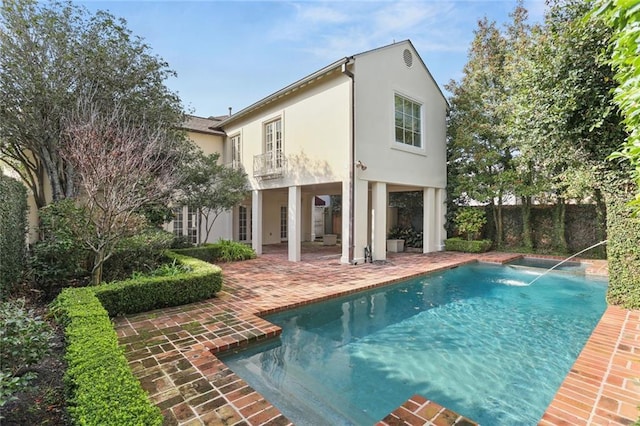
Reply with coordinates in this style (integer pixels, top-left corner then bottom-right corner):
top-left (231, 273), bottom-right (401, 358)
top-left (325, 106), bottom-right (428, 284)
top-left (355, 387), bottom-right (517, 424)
top-left (341, 58), bottom-right (355, 264)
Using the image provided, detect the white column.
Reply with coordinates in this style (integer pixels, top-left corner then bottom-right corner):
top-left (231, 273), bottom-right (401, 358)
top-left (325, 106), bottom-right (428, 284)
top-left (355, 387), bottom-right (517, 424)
top-left (371, 182), bottom-right (387, 261)
top-left (251, 189), bottom-right (262, 255)
top-left (288, 185), bottom-right (301, 262)
top-left (423, 187), bottom-right (435, 253)
top-left (436, 188), bottom-right (447, 250)
top-left (353, 178), bottom-right (368, 264)
top-left (340, 179), bottom-right (351, 264)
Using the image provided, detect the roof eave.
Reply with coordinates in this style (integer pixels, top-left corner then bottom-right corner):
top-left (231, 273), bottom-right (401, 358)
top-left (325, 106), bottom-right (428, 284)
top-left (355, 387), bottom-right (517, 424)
top-left (219, 57), bottom-right (351, 128)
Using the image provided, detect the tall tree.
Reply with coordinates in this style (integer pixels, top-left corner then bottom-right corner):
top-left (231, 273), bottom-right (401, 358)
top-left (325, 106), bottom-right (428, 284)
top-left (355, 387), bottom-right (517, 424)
top-left (593, 0), bottom-right (640, 214)
top-left (177, 151), bottom-right (250, 245)
top-left (0, 0), bottom-right (186, 209)
top-left (446, 18), bottom-right (515, 248)
top-left (60, 100), bottom-right (188, 285)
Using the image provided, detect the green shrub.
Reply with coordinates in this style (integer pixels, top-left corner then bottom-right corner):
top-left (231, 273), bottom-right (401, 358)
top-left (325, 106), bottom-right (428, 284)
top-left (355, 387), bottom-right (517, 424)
top-left (444, 237), bottom-right (492, 253)
top-left (170, 234), bottom-right (194, 249)
top-left (128, 259), bottom-right (191, 280)
top-left (102, 228), bottom-right (175, 282)
top-left (0, 298), bottom-right (53, 407)
top-left (30, 200), bottom-right (91, 295)
top-left (606, 193), bottom-right (640, 309)
top-left (454, 208), bottom-right (487, 240)
top-left (387, 226), bottom-right (423, 248)
top-left (50, 288), bottom-right (162, 425)
top-left (170, 245), bottom-right (220, 263)
top-left (214, 239), bottom-right (256, 262)
top-left (94, 251), bottom-right (222, 316)
top-left (0, 176), bottom-right (28, 297)
top-left (172, 240), bottom-right (256, 263)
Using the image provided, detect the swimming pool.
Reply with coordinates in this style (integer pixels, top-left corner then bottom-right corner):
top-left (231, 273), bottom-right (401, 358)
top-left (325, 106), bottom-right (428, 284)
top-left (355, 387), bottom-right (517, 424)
top-left (220, 263), bottom-right (607, 425)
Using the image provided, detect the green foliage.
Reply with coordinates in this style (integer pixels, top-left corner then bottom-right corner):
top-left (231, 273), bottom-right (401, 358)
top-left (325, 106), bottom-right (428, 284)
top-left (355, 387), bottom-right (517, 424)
top-left (0, 175), bottom-right (28, 297)
top-left (29, 200), bottom-right (91, 295)
top-left (177, 150), bottom-right (250, 244)
top-left (454, 208), bottom-right (487, 240)
top-left (128, 259), bottom-right (191, 280)
top-left (387, 226), bottom-right (423, 248)
top-left (172, 240), bottom-right (257, 263)
top-left (214, 240), bottom-right (257, 262)
top-left (0, 0), bottom-right (187, 208)
top-left (50, 287), bottom-right (162, 425)
top-left (102, 228), bottom-right (175, 282)
top-left (444, 238), bottom-right (493, 253)
top-left (0, 298), bottom-right (53, 407)
top-left (94, 251), bottom-right (222, 316)
top-left (170, 234), bottom-right (194, 249)
top-left (606, 192), bottom-right (640, 309)
top-left (593, 0), bottom-right (640, 213)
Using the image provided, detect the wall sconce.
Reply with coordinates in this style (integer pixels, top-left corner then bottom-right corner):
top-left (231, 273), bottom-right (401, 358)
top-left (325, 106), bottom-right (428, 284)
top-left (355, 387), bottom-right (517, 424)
top-left (355, 160), bottom-right (367, 171)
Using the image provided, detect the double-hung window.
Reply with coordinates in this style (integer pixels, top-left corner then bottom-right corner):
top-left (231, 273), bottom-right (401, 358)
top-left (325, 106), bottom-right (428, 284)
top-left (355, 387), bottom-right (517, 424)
top-left (394, 94), bottom-right (422, 148)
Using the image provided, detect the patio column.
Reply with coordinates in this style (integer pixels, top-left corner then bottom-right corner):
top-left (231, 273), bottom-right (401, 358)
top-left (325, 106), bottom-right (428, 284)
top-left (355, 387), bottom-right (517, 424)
top-left (341, 179), bottom-right (350, 264)
top-left (371, 182), bottom-right (387, 261)
top-left (288, 185), bottom-right (301, 262)
top-left (251, 189), bottom-right (262, 255)
top-left (423, 187), bottom-right (435, 253)
top-left (436, 188), bottom-right (447, 250)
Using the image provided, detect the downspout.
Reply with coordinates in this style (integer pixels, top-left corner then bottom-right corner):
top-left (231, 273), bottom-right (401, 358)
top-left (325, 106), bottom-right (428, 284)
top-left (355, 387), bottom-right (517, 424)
top-left (341, 58), bottom-right (355, 264)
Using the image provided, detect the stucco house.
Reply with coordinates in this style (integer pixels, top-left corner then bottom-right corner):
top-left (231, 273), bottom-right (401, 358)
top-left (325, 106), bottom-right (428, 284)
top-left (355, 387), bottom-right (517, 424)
top-left (173, 40), bottom-right (448, 264)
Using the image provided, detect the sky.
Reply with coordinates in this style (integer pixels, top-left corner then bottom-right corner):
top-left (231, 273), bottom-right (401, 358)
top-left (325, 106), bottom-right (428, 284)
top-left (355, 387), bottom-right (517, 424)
top-left (80, 1), bottom-right (546, 118)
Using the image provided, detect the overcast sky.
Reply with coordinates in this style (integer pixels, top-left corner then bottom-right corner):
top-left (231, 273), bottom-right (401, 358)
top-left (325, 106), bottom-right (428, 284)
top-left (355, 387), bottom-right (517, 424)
top-left (80, 1), bottom-right (546, 118)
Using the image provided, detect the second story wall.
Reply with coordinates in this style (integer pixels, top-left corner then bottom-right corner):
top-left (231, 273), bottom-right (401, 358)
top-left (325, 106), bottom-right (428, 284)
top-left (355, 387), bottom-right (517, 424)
top-left (353, 42), bottom-right (447, 189)
top-left (223, 69), bottom-right (352, 190)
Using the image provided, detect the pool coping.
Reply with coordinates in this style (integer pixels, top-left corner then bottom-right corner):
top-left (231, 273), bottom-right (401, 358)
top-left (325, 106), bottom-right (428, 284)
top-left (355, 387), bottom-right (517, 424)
top-left (114, 250), bottom-right (637, 425)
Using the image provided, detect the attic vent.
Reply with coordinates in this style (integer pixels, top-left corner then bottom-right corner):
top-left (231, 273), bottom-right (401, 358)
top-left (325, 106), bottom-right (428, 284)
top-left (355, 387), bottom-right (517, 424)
top-left (403, 49), bottom-right (413, 68)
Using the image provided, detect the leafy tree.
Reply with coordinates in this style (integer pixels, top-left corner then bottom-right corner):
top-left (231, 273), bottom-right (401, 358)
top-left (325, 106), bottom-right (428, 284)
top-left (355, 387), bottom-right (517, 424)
top-left (0, 0), bottom-right (186, 209)
top-left (60, 100), bottom-right (188, 285)
top-left (446, 17), bottom-right (515, 248)
top-left (593, 0), bottom-right (640, 214)
top-left (454, 208), bottom-right (486, 241)
top-left (177, 151), bottom-right (250, 245)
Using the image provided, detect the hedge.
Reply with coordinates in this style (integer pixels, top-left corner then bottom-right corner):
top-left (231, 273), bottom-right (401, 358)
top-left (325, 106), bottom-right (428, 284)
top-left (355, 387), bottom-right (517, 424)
top-left (50, 287), bottom-right (162, 426)
top-left (444, 238), bottom-right (493, 253)
top-left (172, 240), bottom-right (256, 263)
top-left (0, 175), bottom-right (28, 296)
top-left (95, 251), bottom-right (223, 316)
top-left (606, 194), bottom-right (640, 309)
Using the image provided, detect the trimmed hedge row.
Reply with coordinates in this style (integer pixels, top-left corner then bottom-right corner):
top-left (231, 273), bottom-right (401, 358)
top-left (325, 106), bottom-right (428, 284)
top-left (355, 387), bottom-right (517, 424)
top-left (606, 194), bottom-right (640, 309)
top-left (51, 287), bottom-right (162, 426)
top-left (172, 240), bottom-right (256, 264)
top-left (444, 238), bottom-right (493, 253)
top-left (0, 175), bottom-right (28, 297)
top-left (95, 251), bottom-right (223, 316)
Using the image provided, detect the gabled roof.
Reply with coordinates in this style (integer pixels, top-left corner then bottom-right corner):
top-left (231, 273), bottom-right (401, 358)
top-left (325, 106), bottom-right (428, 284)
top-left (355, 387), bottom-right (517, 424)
top-left (219, 39), bottom-right (447, 128)
top-left (182, 114), bottom-right (225, 135)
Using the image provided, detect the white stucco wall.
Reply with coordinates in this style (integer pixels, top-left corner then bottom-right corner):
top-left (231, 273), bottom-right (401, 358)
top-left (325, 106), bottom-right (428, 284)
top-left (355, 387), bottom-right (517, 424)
top-left (352, 42), bottom-right (447, 189)
top-left (223, 70), bottom-right (352, 191)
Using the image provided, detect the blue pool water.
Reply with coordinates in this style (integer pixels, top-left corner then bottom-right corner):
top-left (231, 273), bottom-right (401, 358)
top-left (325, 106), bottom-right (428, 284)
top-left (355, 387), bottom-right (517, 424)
top-left (220, 263), bottom-right (607, 425)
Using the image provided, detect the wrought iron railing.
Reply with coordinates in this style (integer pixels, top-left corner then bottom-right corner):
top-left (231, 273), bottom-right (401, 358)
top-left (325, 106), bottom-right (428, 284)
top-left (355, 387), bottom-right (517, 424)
top-left (253, 150), bottom-right (286, 179)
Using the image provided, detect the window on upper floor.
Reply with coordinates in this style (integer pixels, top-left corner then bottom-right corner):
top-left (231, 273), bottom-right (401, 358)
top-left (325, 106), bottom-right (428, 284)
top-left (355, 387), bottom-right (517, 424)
top-left (230, 134), bottom-right (241, 169)
top-left (394, 94), bottom-right (422, 148)
top-left (264, 118), bottom-right (283, 168)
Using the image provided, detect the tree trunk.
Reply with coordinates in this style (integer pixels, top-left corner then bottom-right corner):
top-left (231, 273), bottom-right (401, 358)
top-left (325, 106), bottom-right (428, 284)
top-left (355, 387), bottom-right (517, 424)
top-left (91, 248), bottom-right (106, 286)
top-left (494, 190), bottom-right (504, 249)
top-left (552, 198), bottom-right (568, 253)
top-left (521, 195), bottom-right (533, 250)
top-left (593, 188), bottom-right (608, 258)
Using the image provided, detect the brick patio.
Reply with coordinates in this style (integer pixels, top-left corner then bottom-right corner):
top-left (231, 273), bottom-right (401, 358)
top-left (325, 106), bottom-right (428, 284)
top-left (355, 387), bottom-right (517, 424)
top-left (113, 245), bottom-right (638, 425)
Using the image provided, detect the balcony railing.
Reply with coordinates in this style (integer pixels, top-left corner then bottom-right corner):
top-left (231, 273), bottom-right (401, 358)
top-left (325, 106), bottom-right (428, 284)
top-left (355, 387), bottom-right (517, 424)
top-left (253, 150), bottom-right (286, 179)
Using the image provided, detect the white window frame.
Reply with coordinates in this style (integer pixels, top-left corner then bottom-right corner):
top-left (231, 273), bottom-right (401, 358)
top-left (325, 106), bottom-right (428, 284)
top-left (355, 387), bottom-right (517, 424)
top-left (238, 205), bottom-right (248, 241)
top-left (230, 134), bottom-right (241, 169)
top-left (393, 92), bottom-right (426, 155)
top-left (264, 118), bottom-right (283, 169)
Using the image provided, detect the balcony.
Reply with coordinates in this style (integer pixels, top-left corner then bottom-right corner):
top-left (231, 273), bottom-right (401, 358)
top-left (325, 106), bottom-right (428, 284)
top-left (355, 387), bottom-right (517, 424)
top-left (253, 150), bottom-right (286, 179)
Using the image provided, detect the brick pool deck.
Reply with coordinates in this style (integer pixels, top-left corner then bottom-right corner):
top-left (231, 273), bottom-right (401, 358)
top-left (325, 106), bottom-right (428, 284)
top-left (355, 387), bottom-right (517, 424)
top-left (114, 246), bottom-right (639, 425)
